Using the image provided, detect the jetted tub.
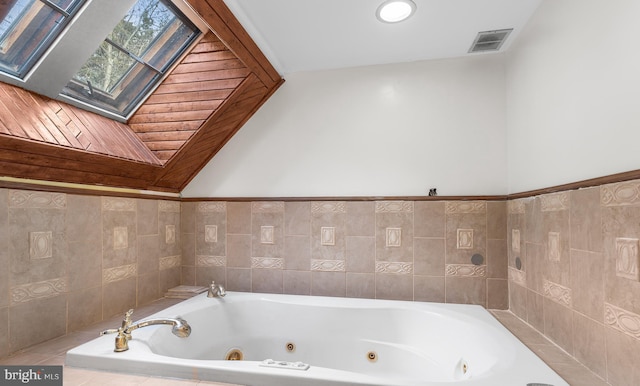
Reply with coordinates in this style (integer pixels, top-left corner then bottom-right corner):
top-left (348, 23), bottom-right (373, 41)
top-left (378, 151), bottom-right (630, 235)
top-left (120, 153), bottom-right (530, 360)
top-left (66, 292), bottom-right (568, 386)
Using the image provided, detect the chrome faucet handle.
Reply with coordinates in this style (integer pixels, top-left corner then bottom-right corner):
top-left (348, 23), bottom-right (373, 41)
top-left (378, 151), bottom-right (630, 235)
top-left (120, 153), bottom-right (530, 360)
top-left (207, 281), bottom-right (226, 297)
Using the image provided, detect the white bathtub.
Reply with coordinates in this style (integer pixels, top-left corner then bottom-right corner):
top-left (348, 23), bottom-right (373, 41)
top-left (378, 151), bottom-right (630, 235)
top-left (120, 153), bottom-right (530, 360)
top-left (66, 292), bottom-right (568, 386)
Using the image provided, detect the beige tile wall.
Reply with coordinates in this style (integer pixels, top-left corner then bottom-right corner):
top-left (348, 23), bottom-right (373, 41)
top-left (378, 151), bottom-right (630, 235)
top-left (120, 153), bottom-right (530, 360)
top-left (0, 192), bottom-right (509, 360)
top-left (181, 200), bottom-right (508, 307)
top-left (508, 181), bottom-right (640, 385)
top-left (0, 189), bottom-right (181, 358)
top-left (4, 178), bottom-right (640, 384)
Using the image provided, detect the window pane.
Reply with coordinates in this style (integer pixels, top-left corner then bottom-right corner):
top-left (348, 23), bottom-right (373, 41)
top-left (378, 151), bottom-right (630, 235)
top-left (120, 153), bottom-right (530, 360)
top-left (0, 0), bottom-right (83, 77)
top-left (62, 0), bottom-right (199, 117)
top-left (109, 0), bottom-right (174, 58)
top-left (74, 41), bottom-right (137, 95)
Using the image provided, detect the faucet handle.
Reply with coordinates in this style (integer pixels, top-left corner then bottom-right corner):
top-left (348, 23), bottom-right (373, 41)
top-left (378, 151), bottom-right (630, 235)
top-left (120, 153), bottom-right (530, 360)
top-left (99, 328), bottom-right (119, 336)
top-left (207, 281), bottom-right (226, 297)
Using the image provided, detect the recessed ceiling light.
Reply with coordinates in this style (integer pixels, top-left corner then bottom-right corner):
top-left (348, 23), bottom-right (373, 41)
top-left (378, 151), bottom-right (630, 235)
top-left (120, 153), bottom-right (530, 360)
top-left (376, 0), bottom-right (417, 23)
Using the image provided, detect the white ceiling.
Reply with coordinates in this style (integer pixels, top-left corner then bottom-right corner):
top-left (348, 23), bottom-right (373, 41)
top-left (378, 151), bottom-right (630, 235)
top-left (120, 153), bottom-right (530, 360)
top-left (223, 0), bottom-right (542, 75)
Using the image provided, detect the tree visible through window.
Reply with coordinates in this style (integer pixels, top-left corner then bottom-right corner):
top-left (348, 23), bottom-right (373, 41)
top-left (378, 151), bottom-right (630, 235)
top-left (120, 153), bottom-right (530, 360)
top-left (62, 0), bottom-right (199, 117)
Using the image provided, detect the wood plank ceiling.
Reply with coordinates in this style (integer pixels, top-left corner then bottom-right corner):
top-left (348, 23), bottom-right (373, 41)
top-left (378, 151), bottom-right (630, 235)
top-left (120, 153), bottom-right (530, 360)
top-left (0, 0), bottom-right (283, 193)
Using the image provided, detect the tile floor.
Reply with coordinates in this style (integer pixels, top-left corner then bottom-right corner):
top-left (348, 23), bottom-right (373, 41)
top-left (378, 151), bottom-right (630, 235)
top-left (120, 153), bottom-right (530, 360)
top-left (0, 299), bottom-right (608, 385)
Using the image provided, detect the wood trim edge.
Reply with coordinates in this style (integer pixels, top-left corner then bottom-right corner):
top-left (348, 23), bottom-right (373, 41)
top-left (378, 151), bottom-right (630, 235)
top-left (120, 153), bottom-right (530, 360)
top-left (4, 168), bottom-right (640, 202)
top-left (507, 169), bottom-right (640, 199)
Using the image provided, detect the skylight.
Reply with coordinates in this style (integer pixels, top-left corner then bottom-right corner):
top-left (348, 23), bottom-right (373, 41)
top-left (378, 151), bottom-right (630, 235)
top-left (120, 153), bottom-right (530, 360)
top-left (0, 0), bottom-right (201, 120)
top-left (0, 0), bottom-right (85, 77)
top-left (61, 0), bottom-right (200, 116)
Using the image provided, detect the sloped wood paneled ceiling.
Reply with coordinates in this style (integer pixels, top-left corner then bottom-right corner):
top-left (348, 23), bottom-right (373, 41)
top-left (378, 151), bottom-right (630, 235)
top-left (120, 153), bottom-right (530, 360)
top-left (0, 0), bottom-right (283, 193)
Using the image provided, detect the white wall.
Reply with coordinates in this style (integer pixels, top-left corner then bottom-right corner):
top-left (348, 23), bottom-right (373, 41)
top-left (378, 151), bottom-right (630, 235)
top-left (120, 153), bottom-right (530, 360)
top-left (506, 0), bottom-right (640, 194)
top-left (182, 55), bottom-right (507, 198)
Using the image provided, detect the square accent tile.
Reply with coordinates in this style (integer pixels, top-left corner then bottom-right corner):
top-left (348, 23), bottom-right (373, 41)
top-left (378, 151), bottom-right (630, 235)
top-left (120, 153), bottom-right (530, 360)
top-left (386, 228), bottom-right (402, 247)
top-left (166, 225), bottom-right (176, 244)
top-left (457, 229), bottom-right (474, 249)
top-left (113, 227), bottom-right (128, 250)
top-left (548, 232), bottom-right (561, 261)
top-left (261, 226), bottom-right (275, 244)
top-left (320, 227), bottom-right (335, 246)
top-left (615, 238), bottom-right (639, 281)
top-left (205, 225), bottom-right (218, 243)
top-left (29, 231), bottom-right (52, 259)
top-left (512, 229), bottom-right (520, 252)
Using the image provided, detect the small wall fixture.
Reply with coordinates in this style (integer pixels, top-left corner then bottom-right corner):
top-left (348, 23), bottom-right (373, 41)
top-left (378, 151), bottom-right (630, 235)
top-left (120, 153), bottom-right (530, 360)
top-left (376, 0), bottom-right (416, 23)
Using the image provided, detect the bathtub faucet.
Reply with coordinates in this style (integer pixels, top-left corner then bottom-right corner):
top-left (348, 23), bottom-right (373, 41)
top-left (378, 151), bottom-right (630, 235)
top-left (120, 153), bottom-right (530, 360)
top-left (207, 281), bottom-right (226, 297)
top-left (100, 309), bottom-right (191, 352)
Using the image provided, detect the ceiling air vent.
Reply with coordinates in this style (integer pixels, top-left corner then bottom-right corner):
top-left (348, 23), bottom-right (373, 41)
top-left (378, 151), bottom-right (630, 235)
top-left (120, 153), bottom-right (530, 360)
top-left (468, 29), bottom-right (513, 53)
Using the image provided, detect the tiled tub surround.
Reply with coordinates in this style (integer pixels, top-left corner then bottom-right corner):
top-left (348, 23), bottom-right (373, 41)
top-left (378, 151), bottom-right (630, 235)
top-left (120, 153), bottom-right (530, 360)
top-left (0, 189), bottom-right (182, 358)
top-left (180, 200), bottom-right (508, 309)
top-left (508, 180), bottom-right (640, 386)
top-left (8, 181), bottom-right (640, 386)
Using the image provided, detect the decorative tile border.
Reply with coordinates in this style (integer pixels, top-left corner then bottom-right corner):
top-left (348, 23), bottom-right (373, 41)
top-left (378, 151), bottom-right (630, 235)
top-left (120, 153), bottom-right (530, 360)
top-left (311, 259), bottom-right (345, 272)
top-left (205, 225), bottom-right (218, 243)
top-left (11, 277), bottom-right (67, 304)
top-left (508, 267), bottom-right (527, 287)
top-left (457, 229), bottom-right (474, 249)
top-left (543, 279), bottom-right (572, 307)
top-left (9, 190), bottom-right (66, 209)
top-left (113, 227), bottom-right (128, 250)
top-left (540, 192), bottom-right (569, 211)
top-left (375, 201), bottom-right (413, 213)
top-left (102, 197), bottom-right (135, 211)
top-left (548, 232), bottom-right (561, 262)
top-left (311, 201), bottom-right (346, 213)
top-left (252, 201), bottom-right (284, 213)
top-left (29, 231), bottom-right (52, 259)
top-left (508, 199), bottom-right (526, 214)
top-left (445, 264), bottom-right (486, 277)
top-left (375, 261), bottom-right (413, 274)
top-left (197, 202), bottom-right (226, 212)
top-left (605, 303), bottom-right (640, 341)
top-left (103, 264), bottom-right (137, 284)
top-left (251, 257), bottom-right (284, 269)
top-left (386, 227), bottom-right (402, 247)
top-left (445, 201), bottom-right (486, 214)
top-left (260, 226), bottom-right (275, 244)
top-left (511, 229), bottom-right (521, 252)
top-left (159, 200), bottom-right (181, 212)
top-left (615, 238), bottom-right (639, 281)
top-left (601, 181), bottom-right (640, 206)
top-left (166, 225), bottom-right (176, 244)
top-left (160, 255), bottom-right (181, 270)
top-left (320, 227), bottom-right (336, 246)
top-left (196, 256), bottom-right (226, 267)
